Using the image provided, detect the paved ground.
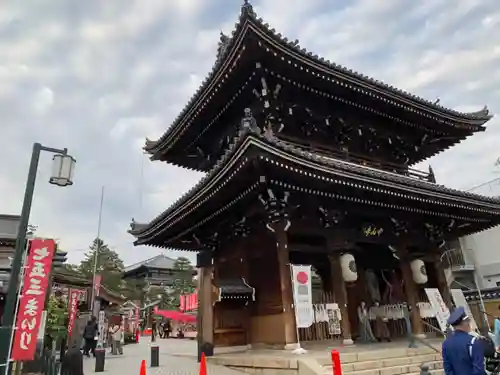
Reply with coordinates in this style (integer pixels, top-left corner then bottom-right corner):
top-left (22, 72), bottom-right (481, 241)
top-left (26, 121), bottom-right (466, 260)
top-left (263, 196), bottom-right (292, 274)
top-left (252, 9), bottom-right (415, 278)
top-left (82, 339), bottom-right (246, 375)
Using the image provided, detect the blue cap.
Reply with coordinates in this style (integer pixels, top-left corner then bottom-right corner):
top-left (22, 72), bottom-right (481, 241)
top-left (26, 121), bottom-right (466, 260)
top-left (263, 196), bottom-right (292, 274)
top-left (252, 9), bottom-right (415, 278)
top-left (447, 307), bottom-right (470, 326)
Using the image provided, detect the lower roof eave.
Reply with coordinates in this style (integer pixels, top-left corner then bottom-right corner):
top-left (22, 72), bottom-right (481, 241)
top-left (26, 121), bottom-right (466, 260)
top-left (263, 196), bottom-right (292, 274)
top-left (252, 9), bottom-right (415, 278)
top-left (130, 132), bottom-right (500, 245)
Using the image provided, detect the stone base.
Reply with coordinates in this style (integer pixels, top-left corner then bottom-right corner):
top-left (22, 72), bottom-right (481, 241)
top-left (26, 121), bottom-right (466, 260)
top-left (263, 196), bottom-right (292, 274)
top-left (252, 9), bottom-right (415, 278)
top-left (342, 338), bottom-right (354, 346)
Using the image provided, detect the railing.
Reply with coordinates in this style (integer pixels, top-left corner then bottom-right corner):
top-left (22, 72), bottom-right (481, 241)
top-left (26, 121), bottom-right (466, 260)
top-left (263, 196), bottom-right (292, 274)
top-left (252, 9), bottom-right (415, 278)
top-left (21, 346), bottom-right (60, 375)
top-left (441, 248), bottom-right (475, 271)
top-left (278, 136), bottom-right (434, 182)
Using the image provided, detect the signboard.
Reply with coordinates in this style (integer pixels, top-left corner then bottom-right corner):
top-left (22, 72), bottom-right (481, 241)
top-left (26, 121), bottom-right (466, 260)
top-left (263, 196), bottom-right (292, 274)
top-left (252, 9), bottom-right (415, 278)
top-left (97, 310), bottom-right (106, 347)
top-left (290, 265), bottom-right (314, 328)
top-left (425, 288), bottom-right (450, 332)
top-left (451, 288), bottom-right (477, 331)
top-left (326, 303), bottom-right (342, 335)
top-left (93, 274), bottom-right (102, 297)
top-left (67, 289), bottom-right (82, 338)
top-left (11, 238), bottom-right (56, 361)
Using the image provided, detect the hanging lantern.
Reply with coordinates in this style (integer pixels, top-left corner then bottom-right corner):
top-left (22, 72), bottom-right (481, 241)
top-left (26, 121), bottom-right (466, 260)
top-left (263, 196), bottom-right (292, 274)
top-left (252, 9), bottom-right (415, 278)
top-left (410, 259), bottom-right (428, 285)
top-left (50, 153), bottom-right (76, 187)
top-left (340, 253), bottom-right (357, 282)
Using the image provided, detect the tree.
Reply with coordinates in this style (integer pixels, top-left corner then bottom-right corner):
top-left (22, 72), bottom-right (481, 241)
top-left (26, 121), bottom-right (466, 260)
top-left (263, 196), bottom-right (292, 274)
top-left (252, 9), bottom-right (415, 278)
top-left (168, 257), bottom-right (196, 308)
top-left (45, 295), bottom-right (67, 343)
top-left (79, 238), bottom-right (125, 292)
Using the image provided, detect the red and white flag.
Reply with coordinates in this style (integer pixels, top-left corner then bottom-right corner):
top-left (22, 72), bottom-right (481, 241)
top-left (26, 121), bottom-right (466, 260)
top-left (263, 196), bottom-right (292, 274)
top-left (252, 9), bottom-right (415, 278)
top-left (11, 238), bottom-right (56, 361)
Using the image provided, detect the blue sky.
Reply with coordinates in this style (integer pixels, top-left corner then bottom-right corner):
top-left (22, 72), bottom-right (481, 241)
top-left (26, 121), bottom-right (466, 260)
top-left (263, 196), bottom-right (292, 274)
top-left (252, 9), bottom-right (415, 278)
top-left (1, 0), bottom-right (500, 265)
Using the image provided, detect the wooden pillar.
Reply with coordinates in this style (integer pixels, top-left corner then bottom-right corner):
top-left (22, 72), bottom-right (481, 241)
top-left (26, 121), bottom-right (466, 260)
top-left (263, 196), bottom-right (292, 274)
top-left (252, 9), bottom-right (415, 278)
top-left (398, 248), bottom-right (424, 336)
top-left (328, 253), bottom-right (353, 345)
top-left (432, 250), bottom-right (453, 309)
top-left (197, 251), bottom-right (214, 356)
top-left (271, 221), bottom-right (298, 348)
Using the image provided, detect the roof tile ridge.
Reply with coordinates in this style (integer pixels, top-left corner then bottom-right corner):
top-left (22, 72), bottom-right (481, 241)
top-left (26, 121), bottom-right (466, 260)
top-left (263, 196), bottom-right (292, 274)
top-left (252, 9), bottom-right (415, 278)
top-left (131, 118), bottom-right (261, 236)
top-left (266, 136), bottom-right (500, 205)
top-left (143, 3), bottom-right (256, 154)
top-left (246, 6), bottom-right (491, 121)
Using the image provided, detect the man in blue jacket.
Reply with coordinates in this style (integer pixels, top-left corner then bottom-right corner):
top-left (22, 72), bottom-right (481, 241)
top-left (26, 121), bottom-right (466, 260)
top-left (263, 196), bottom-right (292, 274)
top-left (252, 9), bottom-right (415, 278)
top-left (442, 307), bottom-right (485, 375)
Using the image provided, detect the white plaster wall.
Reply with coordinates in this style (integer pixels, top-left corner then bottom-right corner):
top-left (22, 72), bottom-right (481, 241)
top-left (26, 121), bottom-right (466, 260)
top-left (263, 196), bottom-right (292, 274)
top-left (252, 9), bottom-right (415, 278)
top-left (460, 225), bottom-right (500, 288)
top-left (460, 226), bottom-right (500, 267)
top-left (482, 276), bottom-right (500, 288)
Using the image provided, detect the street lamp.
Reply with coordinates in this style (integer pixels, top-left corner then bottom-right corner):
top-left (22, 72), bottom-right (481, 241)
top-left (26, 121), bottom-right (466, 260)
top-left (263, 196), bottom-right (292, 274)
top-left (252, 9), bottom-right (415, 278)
top-left (0, 142), bottom-right (76, 373)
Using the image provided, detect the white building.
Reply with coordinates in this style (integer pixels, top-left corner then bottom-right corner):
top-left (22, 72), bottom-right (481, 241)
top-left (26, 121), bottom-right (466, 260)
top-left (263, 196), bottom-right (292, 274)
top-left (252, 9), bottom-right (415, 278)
top-left (449, 177), bottom-right (500, 289)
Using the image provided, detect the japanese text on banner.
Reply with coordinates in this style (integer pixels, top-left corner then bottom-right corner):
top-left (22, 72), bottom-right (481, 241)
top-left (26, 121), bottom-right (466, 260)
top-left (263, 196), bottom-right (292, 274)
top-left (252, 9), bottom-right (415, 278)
top-left (11, 239), bottom-right (56, 361)
top-left (67, 289), bottom-right (82, 338)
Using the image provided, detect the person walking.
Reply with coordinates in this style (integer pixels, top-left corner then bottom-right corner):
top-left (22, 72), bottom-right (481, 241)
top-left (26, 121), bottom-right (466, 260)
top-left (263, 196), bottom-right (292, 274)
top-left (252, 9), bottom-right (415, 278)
top-left (111, 324), bottom-right (123, 355)
top-left (442, 307), bottom-right (485, 375)
top-left (82, 316), bottom-right (99, 357)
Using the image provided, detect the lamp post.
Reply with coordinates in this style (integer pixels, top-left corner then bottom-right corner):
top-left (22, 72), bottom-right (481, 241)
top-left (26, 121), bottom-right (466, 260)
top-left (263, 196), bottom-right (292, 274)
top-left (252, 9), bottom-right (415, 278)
top-left (0, 143), bottom-right (76, 373)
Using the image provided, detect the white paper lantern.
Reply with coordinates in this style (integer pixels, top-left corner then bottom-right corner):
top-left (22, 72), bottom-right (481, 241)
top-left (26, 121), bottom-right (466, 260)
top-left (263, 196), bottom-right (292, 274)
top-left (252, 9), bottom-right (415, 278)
top-left (340, 253), bottom-right (357, 282)
top-left (410, 259), bottom-right (428, 285)
top-left (50, 153), bottom-right (76, 187)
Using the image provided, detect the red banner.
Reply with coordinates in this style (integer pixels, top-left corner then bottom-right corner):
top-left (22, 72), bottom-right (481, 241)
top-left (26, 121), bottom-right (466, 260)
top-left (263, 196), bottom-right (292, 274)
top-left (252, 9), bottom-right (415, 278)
top-left (11, 238), bottom-right (55, 361)
top-left (180, 292), bottom-right (198, 311)
top-left (179, 295), bottom-right (185, 312)
top-left (134, 301), bottom-right (140, 330)
top-left (67, 289), bottom-right (81, 338)
top-left (93, 274), bottom-right (102, 297)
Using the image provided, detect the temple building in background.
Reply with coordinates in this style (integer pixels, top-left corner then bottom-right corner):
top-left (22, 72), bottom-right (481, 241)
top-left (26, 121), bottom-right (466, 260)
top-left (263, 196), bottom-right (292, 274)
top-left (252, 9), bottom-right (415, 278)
top-left (129, 1), bottom-right (500, 352)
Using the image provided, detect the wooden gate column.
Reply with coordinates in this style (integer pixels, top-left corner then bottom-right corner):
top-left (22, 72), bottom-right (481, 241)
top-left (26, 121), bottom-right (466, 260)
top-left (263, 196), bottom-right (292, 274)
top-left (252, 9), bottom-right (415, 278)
top-left (270, 220), bottom-right (298, 348)
top-left (328, 252), bottom-right (354, 345)
top-left (197, 250), bottom-right (214, 357)
top-left (398, 248), bottom-right (424, 337)
top-left (431, 250), bottom-right (453, 309)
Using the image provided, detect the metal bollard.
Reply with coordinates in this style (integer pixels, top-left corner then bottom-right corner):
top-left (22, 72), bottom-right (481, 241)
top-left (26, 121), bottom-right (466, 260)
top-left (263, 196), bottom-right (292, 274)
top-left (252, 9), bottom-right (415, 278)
top-left (150, 345), bottom-right (159, 367)
top-left (420, 363), bottom-right (431, 375)
top-left (94, 348), bottom-right (106, 373)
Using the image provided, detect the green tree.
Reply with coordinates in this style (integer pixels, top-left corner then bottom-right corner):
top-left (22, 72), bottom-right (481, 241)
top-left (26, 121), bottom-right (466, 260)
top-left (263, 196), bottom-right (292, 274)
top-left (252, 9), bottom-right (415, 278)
top-left (79, 238), bottom-right (124, 292)
top-left (45, 295), bottom-right (67, 342)
top-left (170, 257), bottom-right (196, 308)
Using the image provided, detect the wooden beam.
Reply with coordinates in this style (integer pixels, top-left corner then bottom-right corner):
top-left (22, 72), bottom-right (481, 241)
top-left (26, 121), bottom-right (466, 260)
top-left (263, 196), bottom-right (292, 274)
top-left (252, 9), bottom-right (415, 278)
top-left (272, 221), bottom-right (298, 348)
top-left (398, 247), bottom-right (424, 336)
top-left (328, 251), bottom-right (353, 345)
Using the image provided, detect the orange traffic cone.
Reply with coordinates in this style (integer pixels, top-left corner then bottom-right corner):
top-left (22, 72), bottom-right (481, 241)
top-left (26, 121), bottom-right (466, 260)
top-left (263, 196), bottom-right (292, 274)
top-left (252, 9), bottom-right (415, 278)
top-left (140, 359), bottom-right (147, 375)
top-left (199, 352), bottom-right (207, 375)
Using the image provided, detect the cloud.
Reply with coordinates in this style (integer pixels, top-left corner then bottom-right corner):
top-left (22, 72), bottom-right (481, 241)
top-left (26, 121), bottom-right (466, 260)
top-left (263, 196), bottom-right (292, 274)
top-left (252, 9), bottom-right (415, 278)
top-left (1, 0), bottom-right (500, 266)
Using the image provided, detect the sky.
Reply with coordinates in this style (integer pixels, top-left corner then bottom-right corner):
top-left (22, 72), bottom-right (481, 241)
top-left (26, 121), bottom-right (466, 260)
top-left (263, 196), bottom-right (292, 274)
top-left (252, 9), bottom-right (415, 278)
top-left (1, 0), bottom-right (500, 266)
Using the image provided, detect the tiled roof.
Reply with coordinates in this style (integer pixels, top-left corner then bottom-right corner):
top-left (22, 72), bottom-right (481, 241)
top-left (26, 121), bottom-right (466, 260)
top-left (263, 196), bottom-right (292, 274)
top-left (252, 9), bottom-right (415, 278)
top-left (130, 128), bottom-right (500, 242)
top-left (144, 1), bottom-right (492, 159)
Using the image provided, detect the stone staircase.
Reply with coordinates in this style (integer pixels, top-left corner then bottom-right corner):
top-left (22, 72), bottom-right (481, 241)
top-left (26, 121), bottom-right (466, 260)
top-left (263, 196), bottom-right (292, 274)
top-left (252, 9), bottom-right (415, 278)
top-left (320, 346), bottom-right (443, 375)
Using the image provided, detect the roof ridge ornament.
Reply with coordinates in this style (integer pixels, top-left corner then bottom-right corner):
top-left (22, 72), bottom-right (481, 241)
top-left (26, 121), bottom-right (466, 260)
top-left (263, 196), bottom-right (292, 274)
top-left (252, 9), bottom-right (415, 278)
top-left (216, 31), bottom-right (230, 63)
top-left (241, 0), bottom-right (255, 16)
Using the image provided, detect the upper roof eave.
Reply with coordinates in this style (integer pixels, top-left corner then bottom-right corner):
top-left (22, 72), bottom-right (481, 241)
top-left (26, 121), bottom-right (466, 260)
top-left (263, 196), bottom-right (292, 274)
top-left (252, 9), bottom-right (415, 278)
top-left (130, 130), bottom-right (500, 244)
top-left (143, 2), bottom-right (492, 161)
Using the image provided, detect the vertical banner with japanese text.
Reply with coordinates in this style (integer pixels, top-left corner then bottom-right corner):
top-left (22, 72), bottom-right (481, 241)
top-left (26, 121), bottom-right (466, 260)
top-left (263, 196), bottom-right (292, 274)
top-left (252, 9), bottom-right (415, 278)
top-left (424, 288), bottom-right (450, 332)
top-left (290, 265), bottom-right (314, 328)
top-left (93, 274), bottom-right (102, 297)
top-left (11, 238), bottom-right (56, 361)
top-left (67, 289), bottom-right (82, 338)
top-left (134, 300), bottom-right (140, 331)
top-left (179, 295), bottom-right (185, 312)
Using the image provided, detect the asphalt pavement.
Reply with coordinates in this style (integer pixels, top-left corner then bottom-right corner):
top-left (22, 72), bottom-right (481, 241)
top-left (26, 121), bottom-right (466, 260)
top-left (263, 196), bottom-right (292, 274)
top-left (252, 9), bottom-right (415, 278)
top-left (82, 338), bottom-right (245, 375)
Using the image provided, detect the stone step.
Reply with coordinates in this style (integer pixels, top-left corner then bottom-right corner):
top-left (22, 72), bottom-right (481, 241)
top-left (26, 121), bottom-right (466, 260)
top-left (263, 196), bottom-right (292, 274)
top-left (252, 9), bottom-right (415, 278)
top-left (324, 360), bottom-right (443, 375)
top-left (338, 347), bottom-right (440, 364)
top-left (340, 353), bottom-right (442, 372)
